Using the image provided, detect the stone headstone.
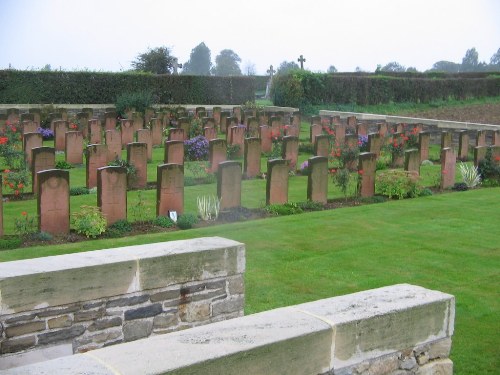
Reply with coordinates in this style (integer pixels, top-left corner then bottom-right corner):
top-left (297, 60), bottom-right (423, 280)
top-left (270, 116), bottom-right (282, 137)
top-left (22, 120), bottom-right (38, 134)
top-left (202, 117), bottom-right (215, 129)
top-left (310, 124), bottom-right (322, 143)
top-left (292, 112), bottom-right (301, 127)
top-left (86, 144), bottom-right (108, 189)
top-left (266, 159), bottom-right (290, 205)
top-left (473, 146), bottom-right (487, 167)
top-left (105, 129), bottom-right (122, 162)
top-left (404, 149), bottom-right (420, 175)
top-left (217, 161), bottom-right (242, 210)
top-left (29, 108), bottom-right (41, 125)
top-left (396, 123), bottom-right (405, 133)
top-left (150, 118), bottom-right (163, 146)
top-left (7, 108), bottom-right (20, 123)
top-left (209, 139), bottom-right (227, 173)
top-left (347, 116), bottom-right (357, 129)
top-left (476, 130), bottom-right (486, 147)
top-left (65, 131), bottom-right (84, 165)
top-left (356, 123), bottom-right (368, 136)
top-left (229, 126), bottom-right (245, 157)
top-left (54, 120), bottom-right (68, 151)
top-left (0, 176), bottom-right (2, 236)
top-left (178, 118), bottom-right (190, 140)
top-left (418, 132), bottom-right (430, 162)
top-left (168, 128), bottom-right (185, 141)
top-left (32, 147), bottom-right (55, 194)
top-left (246, 117), bottom-right (259, 137)
top-left (284, 124), bottom-right (299, 137)
top-left (127, 142), bottom-right (148, 189)
top-left (226, 117), bottom-right (238, 141)
top-left (21, 113), bottom-right (34, 122)
top-left (23, 132), bottom-right (43, 168)
top-left (219, 112), bottom-right (231, 133)
top-left (244, 137), bottom-right (261, 179)
top-left (137, 128), bottom-right (153, 161)
top-left (97, 166), bottom-right (128, 226)
top-left (132, 112), bottom-right (144, 133)
top-left (89, 119), bottom-right (102, 144)
top-left (104, 111), bottom-right (117, 131)
top-left (195, 106), bottom-right (206, 115)
top-left (307, 156), bottom-right (328, 203)
top-left (314, 134), bottom-right (330, 157)
top-left (259, 112), bottom-right (269, 126)
top-left (164, 140), bottom-right (184, 165)
top-left (441, 131), bottom-right (452, 150)
top-left (0, 114), bottom-right (7, 132)
top-left (76, 112), bottom-right (89, 138)
top-left (144, 108), bottom-right (155, 126)
top-left (368, 133), bottom-right (382, 158)
top-left (204, 127), bottom-right (217, 140)
top-left (311, 116), bottom-right (321, 125)
top-left (232, 107), bottom-right (242, 124)
top-left (212, 107), bottom-right (222, 126)
top-left (157, 163), bottom-right (184, 216)
top-left (37, 169), bottom-right (70, 234)
top-left (120, 119), bottom-right (134, 148)
top-left (440, 148), bottom-right (456, 189)
top-left (259, 125), bottom-right (272, 154)
top-left (378, 122), bottom-right (388, 138)
top-left (335, 123), bottom-right (346, 145)
top-left (493, 130), bottom-right (500, 146)
top-left (358, 152), bottom-right (377, 198)
top-left (458, 131), bottom-right (469, 161)
top-left (282, 136), bottom-right (299, 170)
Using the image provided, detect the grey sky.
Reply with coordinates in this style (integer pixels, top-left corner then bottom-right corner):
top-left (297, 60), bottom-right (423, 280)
top-left (1, 0), bottom-right (499, 74)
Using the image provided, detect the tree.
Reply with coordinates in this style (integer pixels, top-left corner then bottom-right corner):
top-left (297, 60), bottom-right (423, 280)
top-left (327, 65), bottom-right (338, 73)
top-left (276, 60), bottom-right (299, 75)
top-left (380, 61), bottom-right (406, 72)
top-left (131, 46), bottom-right (175, 74)
top-left (461, 48), bottom-right (479, 72)
top-left (429, 61), bottom-right (460, 73)
top-left (489, 48), bottom-right (500, 67)
top-left (406, 66), bottom-right (418, 73)
top-left (211, 49), bottom-right (242, 76)
top-left (182, 42), bottom-right (212, 75)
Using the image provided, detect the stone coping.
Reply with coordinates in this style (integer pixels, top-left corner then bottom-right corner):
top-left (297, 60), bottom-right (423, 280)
top-left (0, 237), bottom-right (245, 315)
top-left (2, 284), bottom-right (455, 374)
top-left (319, 110), bottom-right (500, 130)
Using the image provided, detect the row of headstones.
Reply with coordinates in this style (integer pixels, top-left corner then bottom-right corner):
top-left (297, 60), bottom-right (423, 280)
top-left (0, 156), bottom-right (328, 237)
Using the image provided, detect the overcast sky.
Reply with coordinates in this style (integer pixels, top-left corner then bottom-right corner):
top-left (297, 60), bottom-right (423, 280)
top-left (1, 0), bottom-right (499, 75)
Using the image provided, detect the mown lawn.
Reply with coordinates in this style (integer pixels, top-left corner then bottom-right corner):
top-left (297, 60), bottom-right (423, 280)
top-left (1, 188), bottom-right (499, 374)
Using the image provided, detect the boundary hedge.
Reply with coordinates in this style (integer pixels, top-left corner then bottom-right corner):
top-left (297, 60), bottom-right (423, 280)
top-left (271, 70), bottom-right (500, 109)
top-left (0, 71), bottom-right (255, 104)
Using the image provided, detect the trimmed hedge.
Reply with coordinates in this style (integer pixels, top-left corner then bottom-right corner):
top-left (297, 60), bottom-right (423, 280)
top-left (271, 70), bottom-right (500, 108)
top-left (0, 70), bottom-right (255, 104)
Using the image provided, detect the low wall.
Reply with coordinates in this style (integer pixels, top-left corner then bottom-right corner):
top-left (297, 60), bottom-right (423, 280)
top-left (3, 284), bottom-right (455, 375)
top-left (0, 237), bottom-right (245, 370)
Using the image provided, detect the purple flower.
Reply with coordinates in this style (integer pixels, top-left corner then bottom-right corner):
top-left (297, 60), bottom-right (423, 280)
top-left (37, 127), bottom-right (54, 139)
top-left (184, 135), bottom-right (209, 161)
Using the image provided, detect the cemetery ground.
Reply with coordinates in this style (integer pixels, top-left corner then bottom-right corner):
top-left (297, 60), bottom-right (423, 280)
top-left (1, 100), bottom-right (499, 374)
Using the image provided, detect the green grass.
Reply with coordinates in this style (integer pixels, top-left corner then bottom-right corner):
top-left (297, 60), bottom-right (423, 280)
top-left (1, 188), bottom-right (498, 374)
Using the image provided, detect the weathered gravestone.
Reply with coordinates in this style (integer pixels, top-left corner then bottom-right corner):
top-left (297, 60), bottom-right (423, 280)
top-left (225, 117), bottom-right (238, 142)
top-left (37, 169), bottom-right (69, 234)
top-left (266, 159), bottom-right (290, 205)
top-left (314, 134), bottom-right (330, 157)
top-left (217, 161), bottom-right (242, 210)
top-left (229, 126), bottom-right (245, 157)
top-left (32, 147), bottom-right (55, 194)
top-left (209, 139), bottom-right (227, 173)
top-left (311, 116), bottom-right (321, 125)
top-left (368, 133), bottom-right (383, 158)
top-left (310, 124), bottom-right (322, 143)
top-left (441, 131), bottom-right (452, 150)
top-left (335, 123), bottom-right (346, 145)
top-left (458, 131), bottom-right (469, 161)
top-left (212, 107), bottom-right (222, 126)
top-left (29, 108), bottom-right (41, 125)
top-left (105, 129), bottom-right (122, 162)
top-left (88, 119), bottom-right (102, 144)
top-left (104, 111), bottom-right (117, 131)
top-left (378, 122), bottom-right (388, 139)
top-left (404, 149), bottom-right (420, 175)
top-left (97, 166), bottom-right (127, 226)
top-left (307, 156), bottom-right (328, 203)
top-left (282, 136), bottom-right (299, 170)
top-left (233, 107), bottom-right (242, 124)
top-left (419, 132), bottom-right (430, 162)
top-left (178, 118), bottom-right (190, 140)
top-left (157, 163), bottom-right (184, 216)
top-left (356, 123), bottom-right (368, 136)
top-left (65, 131), bottom-right (84, 164)
top-left (246, 117), bottom-right (259, 137)
top-left (259, 125), bottom-right (272, 154)
top-left (270, 116), bottom-right (282, 137)
top-left (347, 116), bottom-right (357, 129)
top-left (493, 130), bottom-right (500, 146)
top-left (53, 120), bottom-right (68, 152)
top-left (23, 132), bottom-right (43, 168)
top-left (358, 152), bottom-right (377, 198)
top-left (259, 112), bottom-right (269, 126)
top-left (132, 112), bottom-right (144, 133)
top-left (150, 118), bottom-right (163, 146)
top-left (244, 137), bottom-right (261, 179)
top-left (476, 130), bottom-right (486, 147)
top-left (168, 128), bottom-right (185, 141)
top-left (76, 112), bottom-right (89, 138)
top-left (86, 144), bottom-right (108, 189)
top-left (22, 120), bottom-right (38, 134)
top-left (6, 108), bottom-right (19, 123)
top-left (292, 111), bottom-right (301, 127)
top-left (120, 119), bottom-right (134, 148)
top-left (164, 140), bottom-right (184, 165)
top-left (137, 128), bottom-right (153, 161)
top-left (219, 112), bottom-right (231, 134)
top-left (284, 124), bottom-right (299, 137)
top-left (440, 148), bottom-right (456, 189)
top-left (204, 127), bottom-right (217, 141)
top-left (127, 142), bottom-right (148, 189)
top-left (144, 108), bottom-right (155, 126)
top-left (203, 117), bottom-right (215, 129)
top-left (474, 146), bottom-right (487, 167)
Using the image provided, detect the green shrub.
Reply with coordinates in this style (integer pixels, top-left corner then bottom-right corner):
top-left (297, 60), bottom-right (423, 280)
top-left (297, 201), bottom-right (324, 211)
top-left (298, 142), bottom-right (314, 154)
top-left (71, 206), bottom-right (107, 238)
top-left (177, 213), bottom-right (198, 230)
top-left (419, 188), bottom-right (434, 197)
top-left (376, 170), bottom-right (423, 199)
top-left (265, 202), bottom-right (303, 216)
top-left (226, 144), bottom-right (241, 160)
top-left (153, 216), bottom-right (175, 228)
top-left (31, 231), bottom-right (53, 242)
top-left (115, 90), bottom-right (153, 117)
top-left (55, 160), bottom-right (73, 169)
top-left (14, 212), bottom-right (37, 238)
top-left (477, 148), bottom-right (500, 186)
top-left (70, 186), bottom-right (90, 196)
top-left (0, 236), bottom-right (22, 250)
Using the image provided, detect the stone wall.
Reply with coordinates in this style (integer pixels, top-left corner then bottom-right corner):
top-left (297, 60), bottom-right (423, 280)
top-left (0, 237), bottom-right (245, 370)
top-left (2, 284), bottom-right (455, 375)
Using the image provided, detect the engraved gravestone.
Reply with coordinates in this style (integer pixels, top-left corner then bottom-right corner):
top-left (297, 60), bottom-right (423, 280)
top-left (105, 129), bottom-right (122, 162)
top-left (157, 163), bottom-right (184, 216)
top-left (244, 137), bottom-right (261, 178)
top-left (37, 169), bottom-right (70, 234)
top-left (32, 147), bottom-right (55, 194)
top-left (209, 139), bottom-right (227, 173)
top-left (65, 131), bottom-right (84, 164)
top-left (307, 156), bottom-right (328, 203)
top-left (127, 142), bottom-right (148, 189)
top-left (266, 159), bottom-right (290, 205)
top-left (164, 140), bottom-right (184, 165)
top-left (86, 144), bottom-right (108, 189)
top-left (97, 166), bottom-right (127, 225)
top-left (217, 161), bottom-right (242, 210)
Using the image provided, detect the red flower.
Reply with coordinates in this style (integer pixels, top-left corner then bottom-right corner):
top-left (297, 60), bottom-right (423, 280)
top-left (8, 183), bottom-right (14, 188)
top-left (4, 169), bottom-right (10, 173)
top-left (358, 170), bottom-right (364, 175)
top-left (14, 190), bottom-right (19, 196)
top-left (17, 183), bottom-right (24, 189)
top-left (0, 137), bottom-right (8, 144)
top-left (495, 156), bottom-right (500, 162)
top-left (21, 211), bottom-right (27, 216)
top-left (329, 168), bottom-right (337, 174)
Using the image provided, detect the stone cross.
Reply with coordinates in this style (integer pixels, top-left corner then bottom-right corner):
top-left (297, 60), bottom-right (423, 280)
top-left (298, 55), bottom-right (306, 70)
top-left (267, 65), bottom-right (276, 79)
top-left (173, 58), bottom-right (183, 75)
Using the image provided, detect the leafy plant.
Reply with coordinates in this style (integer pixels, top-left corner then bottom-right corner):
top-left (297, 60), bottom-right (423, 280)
top-left (331, 168), bottom-right (351, 200)
top-left (197, 195), bottom-right (221, 221)
top-left (130, 191), bottom-right (152, 223)
top-left (477, 148), bottom-right (500, 186)
top-left (177, 213), bottom-right (198, 229)
top-left (3, 169), bottom-right (30, 198)
top-left (55, 160), bottom-right (74, 170)
top-left (376, 170), bottom-right (423, 199)
top-left (153, 215), bottom-right (176, 228)
top-left (0, 236), bottom-right (22, 250)
top-left (115, 90), bottom-right (154, 117)
top-left (70, 186), bottom-right (90, 196)
top-left (108, 159), bottom-right (137, 183)
top-left (226, 144), bottom-right (241, 160)
top-left (71, 206), bottom-right (107, 238)
top-left (458, 162), bottom-right (481, 188)
top-left (14, 211), bottom-right (37, 238)
top-left (105, 219), bottom-right (133, 238)
top-left (297, 201), bottom-right (324, 211)
top-left (184, 135), bottom-right (209, 161)
top-left (265, 202), bottom-right (303, 216)
top-left (452, 182), bottom-right (469, 191)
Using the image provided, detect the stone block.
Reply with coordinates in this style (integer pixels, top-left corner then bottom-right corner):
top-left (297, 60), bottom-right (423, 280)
top-left (87, 317), bottom-right (122, 332)
top-left (415, 359), bottom-right (453, 375)
top-left (105, 295), bottom-right (149, 308)
top-left (37, 325), bottom-right (85, 345)
top-left (227, 275), bottom-right (244, 295)
top-left (153, 313), bottom-right (178, 329)
top-left (47, 315), bottom-right (73, 329)
top-left (179, 302), bottom-right (211, 323)
top-left (1, 336), bottom-right (36, 354)
top-left (5, 321), bottom-right (45, 338)
top-left (211, 295), bottom-right (244, 316)
top-left (124, 304), bottom-right (163, 321)
top-left (123, 320), bottom-right (153, 342)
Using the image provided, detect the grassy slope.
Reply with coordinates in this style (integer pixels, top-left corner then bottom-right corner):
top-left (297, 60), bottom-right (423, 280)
top-left (1, 188), bottom-right (499, 374)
